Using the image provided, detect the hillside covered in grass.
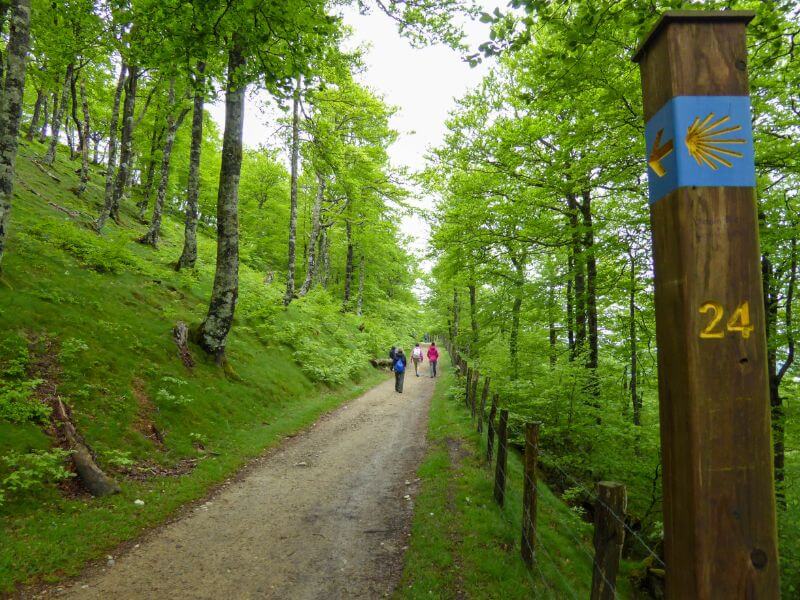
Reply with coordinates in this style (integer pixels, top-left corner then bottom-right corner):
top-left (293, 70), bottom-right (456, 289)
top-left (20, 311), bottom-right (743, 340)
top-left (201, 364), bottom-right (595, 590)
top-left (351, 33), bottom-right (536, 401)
top-left (0, 137), bottom-right (421, 593)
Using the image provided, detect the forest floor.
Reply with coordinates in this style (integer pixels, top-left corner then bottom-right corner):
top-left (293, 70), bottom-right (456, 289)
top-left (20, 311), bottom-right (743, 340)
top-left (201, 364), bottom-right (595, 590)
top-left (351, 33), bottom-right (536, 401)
top-left (35, 370), bottom-right (434, 599)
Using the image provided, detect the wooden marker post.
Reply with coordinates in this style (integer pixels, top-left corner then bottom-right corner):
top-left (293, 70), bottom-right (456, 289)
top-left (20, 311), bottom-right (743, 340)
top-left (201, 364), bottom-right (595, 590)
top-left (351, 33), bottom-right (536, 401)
top-left (493, 409), bottom-right (509, 507)
top-left (633, 11), bottom-right (779, 598)
top-left (521, 421), bottom-right (540, 568)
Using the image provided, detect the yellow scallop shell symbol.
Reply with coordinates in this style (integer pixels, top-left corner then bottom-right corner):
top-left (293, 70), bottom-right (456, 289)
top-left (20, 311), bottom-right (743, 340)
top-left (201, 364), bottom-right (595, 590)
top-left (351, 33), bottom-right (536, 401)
top-left (685, 113), bottom-right (745, 170)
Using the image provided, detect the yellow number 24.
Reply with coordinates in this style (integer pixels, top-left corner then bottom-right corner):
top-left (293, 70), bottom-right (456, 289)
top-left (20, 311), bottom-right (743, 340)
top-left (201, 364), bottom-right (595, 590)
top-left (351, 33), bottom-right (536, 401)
top-left (699, 301), bottom-right (754, 339)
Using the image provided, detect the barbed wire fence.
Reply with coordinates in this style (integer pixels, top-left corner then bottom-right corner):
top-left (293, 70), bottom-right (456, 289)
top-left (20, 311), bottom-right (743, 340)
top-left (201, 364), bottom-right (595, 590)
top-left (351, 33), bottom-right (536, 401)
top-left (441, 338), bottom-right (661, 599)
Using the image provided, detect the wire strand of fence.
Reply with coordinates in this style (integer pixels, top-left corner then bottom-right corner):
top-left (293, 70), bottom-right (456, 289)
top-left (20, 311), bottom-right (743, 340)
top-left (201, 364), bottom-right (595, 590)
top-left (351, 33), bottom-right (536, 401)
top-left (494, 436), bottom-right (585, 600)
top-left (491, 438), bottom-right (570, 595)
top-left (531, 521), bottom-right (582, 600)
top-left (538, 449), bottom-right (666, 568)
top-left (452, 358), bottom-right (643, 594)
top-left (524, 470), bottom-right (619, 598)
top-left (514, 446), bottom-right (620, 599)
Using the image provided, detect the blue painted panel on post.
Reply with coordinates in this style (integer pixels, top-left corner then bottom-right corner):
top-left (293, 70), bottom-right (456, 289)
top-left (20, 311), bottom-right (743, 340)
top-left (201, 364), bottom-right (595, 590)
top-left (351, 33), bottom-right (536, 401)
top-left (644, 96), bottom-right (755, 204)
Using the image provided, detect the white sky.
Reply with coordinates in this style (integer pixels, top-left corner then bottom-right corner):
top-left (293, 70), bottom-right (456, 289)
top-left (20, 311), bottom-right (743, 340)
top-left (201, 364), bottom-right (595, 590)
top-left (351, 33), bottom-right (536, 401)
top-left (208, 2), bottom-right (498, 272)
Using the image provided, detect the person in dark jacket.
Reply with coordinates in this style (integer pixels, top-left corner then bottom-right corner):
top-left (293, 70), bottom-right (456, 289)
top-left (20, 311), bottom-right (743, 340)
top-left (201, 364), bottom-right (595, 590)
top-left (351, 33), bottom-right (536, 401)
top-left (393, 348), bottom-right (407, 393)
top-left (389, 346), bottom-right (397, 362)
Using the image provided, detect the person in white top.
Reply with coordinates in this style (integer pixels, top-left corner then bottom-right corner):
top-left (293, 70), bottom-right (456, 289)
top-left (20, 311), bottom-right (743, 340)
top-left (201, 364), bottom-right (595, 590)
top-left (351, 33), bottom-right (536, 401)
top-left (411, 343), bottom-right (424, 377)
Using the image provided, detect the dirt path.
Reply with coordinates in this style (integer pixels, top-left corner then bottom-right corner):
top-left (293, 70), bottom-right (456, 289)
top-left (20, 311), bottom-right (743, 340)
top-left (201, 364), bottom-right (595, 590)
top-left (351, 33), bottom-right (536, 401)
top-left (54, 362), bottom-right (437, 600)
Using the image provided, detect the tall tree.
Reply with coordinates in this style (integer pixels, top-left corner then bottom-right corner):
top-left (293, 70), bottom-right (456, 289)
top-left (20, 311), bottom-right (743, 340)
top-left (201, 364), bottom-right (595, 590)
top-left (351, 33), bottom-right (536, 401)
top-left (0, 0), bottom-right (31, 271)
top-left (176, 61), bottom-right (206, 270)
top-left (284, 75), bottom-right (302, 305)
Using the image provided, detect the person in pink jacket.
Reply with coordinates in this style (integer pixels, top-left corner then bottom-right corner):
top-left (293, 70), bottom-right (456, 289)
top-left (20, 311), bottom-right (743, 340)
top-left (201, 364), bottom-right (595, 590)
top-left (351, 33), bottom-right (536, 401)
top-left (426, 342), bottom-right (439, 378)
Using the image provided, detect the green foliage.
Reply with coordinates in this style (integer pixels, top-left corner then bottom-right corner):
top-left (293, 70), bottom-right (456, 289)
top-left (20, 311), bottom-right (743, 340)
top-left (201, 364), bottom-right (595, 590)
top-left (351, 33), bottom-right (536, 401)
top-left (0, 333), bottom-right (50, 425)
top-left (0, 449), bottom-right (74, 506)
top-left (25, 221), bottom-right (140, 274)
top-left (0, 379), bottom-right (49, 425)
top-left (99, 449), bottom-right (135, 470)
top-left (262, 290), bottom-right (371, 384)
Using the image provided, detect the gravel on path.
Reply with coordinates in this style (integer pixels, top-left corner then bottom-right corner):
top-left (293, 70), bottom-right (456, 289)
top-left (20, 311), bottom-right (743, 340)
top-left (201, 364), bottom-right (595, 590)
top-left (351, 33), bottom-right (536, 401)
top-left (54, 364), bottom-right (436, 600)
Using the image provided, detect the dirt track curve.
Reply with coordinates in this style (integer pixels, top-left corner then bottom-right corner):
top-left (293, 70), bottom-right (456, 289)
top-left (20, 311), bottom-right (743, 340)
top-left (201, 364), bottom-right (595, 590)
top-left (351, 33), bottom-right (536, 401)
top-left (52, 359), bottom-right (436, 599)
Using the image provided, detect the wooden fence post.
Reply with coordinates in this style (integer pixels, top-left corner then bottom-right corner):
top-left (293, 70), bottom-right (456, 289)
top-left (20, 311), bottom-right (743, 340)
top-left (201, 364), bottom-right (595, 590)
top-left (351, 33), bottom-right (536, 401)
top-left (590, 482), bottom-right (626, 600)
top-left (521, 421), bottom-right (540, 568)
top-left (633, 12), bottom-right (779, 597)
top-left (493, 409), bottom-right (509, 506)
top-left (477, 377), bottom-right (490, 433)
top-left (470, 370), bottom-right (479, 419)
top-left (487, 393), bottom-right (498, 462)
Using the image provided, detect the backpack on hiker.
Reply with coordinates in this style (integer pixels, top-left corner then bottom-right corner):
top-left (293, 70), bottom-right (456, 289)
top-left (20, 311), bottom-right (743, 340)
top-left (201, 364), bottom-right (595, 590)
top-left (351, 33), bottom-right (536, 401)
top-left (394, 358), bottom-right (405, 373)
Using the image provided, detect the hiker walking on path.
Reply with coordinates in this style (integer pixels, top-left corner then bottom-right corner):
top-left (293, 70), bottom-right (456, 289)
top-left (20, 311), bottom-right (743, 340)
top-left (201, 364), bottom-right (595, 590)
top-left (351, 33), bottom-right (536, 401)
top-left (411, 343), bottom-right (424, 377)
top-left (394, 348), bottom-right (407, 393)
top-left (427, 342), bottom-right (439, 378)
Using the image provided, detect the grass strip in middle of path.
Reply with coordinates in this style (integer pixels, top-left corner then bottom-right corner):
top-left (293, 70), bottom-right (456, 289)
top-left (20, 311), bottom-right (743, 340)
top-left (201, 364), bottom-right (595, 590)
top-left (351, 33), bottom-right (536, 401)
top-left (396, 360), bottom-right (601, 599)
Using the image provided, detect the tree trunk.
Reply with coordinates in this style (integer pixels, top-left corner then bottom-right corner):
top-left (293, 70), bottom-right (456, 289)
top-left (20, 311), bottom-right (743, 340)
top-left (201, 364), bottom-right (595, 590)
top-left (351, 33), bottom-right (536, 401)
top-left (196, 44), bottom-right (245, 361)
top-left (762, 251), bottom-right (783, 504)
top-left (69, 69), bottom-right (84, 158)
top-left (52, 398), bottom-right (120, 496)
top-left (176, 61), bottom-right (205, 271)
top-left (774, 235), bottom-right (797, 503)
top-left (452, 289), bottom-right (460, 345)
top-left (0, 1), bottom-right (10, 93)
top-left (37, 94), bottom-right (48, 142)
top-left (629, 252), bottom-right (640, 425)
top-left (581, 190), bottom-right (599, 396)
top-left (298, 171), bottom-right (324, 296)
top-left (548, 282), bottom-right (556, 368)
top-left (139, 79), bottom-right (188, 247)
top-left (356, 253), bottom-right (365, 316)
top-left (763, 232), bottom-right (797, 506)
top-left (95, 62), bottom-right (126, 230)
top-left (343, 216), bottom-right (354, 310)
top-left (284, 75), bottom-right (301, 306)
top-left (108, 64), bottom-right (138, 223)
top-left (137, 123), bottom-right (163, 221)
top-left (0, 0), bottom-right (31, 271)
top-left (43, 63), bottom-right (73, 165)
top-left (65, 119), bottom-right (75, 159)
top-left (26, 87), bottom-right (43, 141)
top-left (568, 193), bottom-right (586, 356)
top-left (318, 227), bottom-right (330, 288)
top-left (45, 90), bottom-right (58, 141)
top-left (469, 282), bottom-right (479, 357)
top-left (567, 252), bottom-right (575, 359)
top-left (91, 134), bottom-right (100, 164)
top-left (510, 257), bottom-right (524, 380)
top-left (76, 74), bottom-right (90, 195)
top-left (581, 191), bottom-right (598, 368)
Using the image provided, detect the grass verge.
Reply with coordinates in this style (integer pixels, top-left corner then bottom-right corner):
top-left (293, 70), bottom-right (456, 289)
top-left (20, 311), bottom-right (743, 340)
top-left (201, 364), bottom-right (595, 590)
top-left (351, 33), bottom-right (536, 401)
top-left (396, 357), bottom-right (637, 599)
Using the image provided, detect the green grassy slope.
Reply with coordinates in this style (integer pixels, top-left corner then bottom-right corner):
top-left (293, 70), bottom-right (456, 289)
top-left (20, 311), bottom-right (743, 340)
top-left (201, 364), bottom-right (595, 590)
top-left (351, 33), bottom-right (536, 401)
top-left (0, 139), bottom-right (392, 593)
top-left (397, 358), bottom-right (634, 599)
